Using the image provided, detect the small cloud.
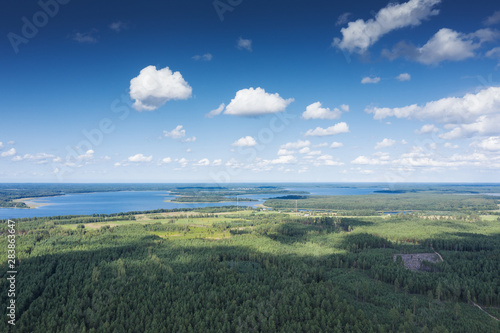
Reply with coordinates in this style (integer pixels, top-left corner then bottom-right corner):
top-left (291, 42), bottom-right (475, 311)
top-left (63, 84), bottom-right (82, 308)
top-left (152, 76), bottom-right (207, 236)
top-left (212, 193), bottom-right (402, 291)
top-left (213, 159), bottom-right (222, 166)
top-left (305, 122), bottom-right (349, 136)
top-left (224, 87), bottom-right (293, 117)
top-left (375, 138), bottom-right (396, 149)
top-left (109, 21), bottom-right (128, 32)
top-left (330, 142), bottom-right (344, 148)
top-left (336, 12), bottom-right (351, 26)
top-left (128, 154), bottom-right (153, 162)
top-left (351, 156), bottom-right (387, 165)
top-left (77, 149), bottom-right (94, 160)
top-left (237, 37), bottom-right (252, 51)
top-left (281, 140), bottom-right (310, 149)
top-left (72, 30), bottom-right (98, 43)
top-left (299, 147), bottom-right (310, 154)
top-left (206, 103), bottom-right (225, 118)
top-left (160, 157), bottom-right (172, 164)
top-left (278, 149), bottom-right (295, 156)
top-left (302, 102), bottom-right (344, 120)
top-left (415, 124), bottom-right (438, 134)
top-left (484, 11), bottom-right (500, 26)
top-left (396, 73), bottom-right (411, 81)
top-left (195, 158), bottom-right (211, 166)
top-left (471, 136), bottom-right (500, 151)
top-left (361, 76), bottom-right (381, 84)
top-left (232, 136), bottom-right (257, 147)
top-left (0, 142), bottom-right (3, 149)
top-left (129, 65), bottom-right (192, 111)
top-left (177, 158), bottom-right (188, 168)
top-left (444, 142), bottom-right (459, 149)
top-left (192, 53), bottom-right (213, 61)
top-left (184, 137), bottom-right (196, 143)
top-left (163, 125), bottom-right (186, 139)
top-left (7, 141), bottom-right (15, 145)
top-left (271, 155), bottom-right (296, 164)
top-left (1, 148), bottom-right (16, 157)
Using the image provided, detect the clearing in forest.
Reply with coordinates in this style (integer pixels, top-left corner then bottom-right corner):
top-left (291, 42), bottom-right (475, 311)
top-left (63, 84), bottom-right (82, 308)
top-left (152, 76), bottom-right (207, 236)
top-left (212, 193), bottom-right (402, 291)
top-left (394, 253), bottom-right (441, 271)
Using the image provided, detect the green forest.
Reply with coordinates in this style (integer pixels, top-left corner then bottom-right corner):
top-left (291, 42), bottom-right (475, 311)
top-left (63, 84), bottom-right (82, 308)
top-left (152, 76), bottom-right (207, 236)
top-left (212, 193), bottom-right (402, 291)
top-left (1, 190), bottom-right (500, 332)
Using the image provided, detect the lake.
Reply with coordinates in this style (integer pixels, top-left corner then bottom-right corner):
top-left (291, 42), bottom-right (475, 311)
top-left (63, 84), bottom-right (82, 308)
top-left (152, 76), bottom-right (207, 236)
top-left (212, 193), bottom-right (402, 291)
top-left (0, 186), bottom-right (384, 219)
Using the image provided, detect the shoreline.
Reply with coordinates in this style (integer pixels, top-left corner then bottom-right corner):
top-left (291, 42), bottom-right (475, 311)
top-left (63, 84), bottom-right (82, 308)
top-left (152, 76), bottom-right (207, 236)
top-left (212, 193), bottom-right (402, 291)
top-left (12, 197), bottom-right (53, 209)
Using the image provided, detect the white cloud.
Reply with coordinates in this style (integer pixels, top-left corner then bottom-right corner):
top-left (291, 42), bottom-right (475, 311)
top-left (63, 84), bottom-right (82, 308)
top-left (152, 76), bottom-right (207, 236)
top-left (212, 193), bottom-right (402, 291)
top-left (128, 154), bottom-right (153, 162)
top-left (375, 138), bottom-right (396, 149)
top-left (307, 150), bottom-right (322, 156)
top-left (232, 136), bottom-right (257, 147)
top-left (277, 148), bottom-right (295, 156)
top-left (418, 28), bottom-right (498, 65)
top-left (330, 142), bottom-right (344, 148)
top-left (351, 155), bottom-right (388, 165)
top-left (163, 125), bottom-right (186, 139)
top-left (281, 140), bottom-right (310, 149)
top-left (302, 102), bottom-right (343, 120)
top-left (384, 28), bottom-right (499, 65)
top-left (305, 122), bottom-right (349, 136)
top-left (177, 158), bottom-right (188, 168)
top-left (11, 149), bottom-right (55, 162)
top-left (439, 114), bottom-right (500, 139)
top-left (486, 46), bottom-right (500, 63)
top-left (130, 66), bottom-right (192, 111)
top-left (299, 147), bottom-right (310, 154)
top-left (109, 21), bottom-right (127, 32)
top-left (77, 150), bottom-right (94, 160)
top-left (195, 158), bottom-right (211, 166)
top-left (237, 37), bottom-right (252, 51)
top-left (271, 155), bottom-right (296, 164)
top-left (224, 87), bottom-right (294, 116)
top-left (212, 159), bottom-right (222, 166)
top-left (0, 142), bottom-right (3, 149)
top-left (415, 124), bottom-right (438, 134)
top-left (361, 76), bottom-right (381, 84)
top-left (184, 137), bottom-right (196, 142)
top-left (316, 154), bottom-right (344, 166)
top-left (1, 148), bottom-right (16, 157)
top-left (396, 73), bottom-right (411, 81)
top-left (206, 103), bottom-right (225, 118)
top-left (333, 0), bottom-right (441, 53)
top-left (471, 136), bottom-right (500, 151)
top-left (366, 86), bottom-right (500, 126)
top-left (484, 11), bottom-right (500, 26)
top-left (72, 30), bottom-right (98, 43)
top-left (192, 53), bottom-right (213, 61)
top-left (160, 157), bottom-right (172, 164)
top-left (444, 142), bottom-right (459, 149)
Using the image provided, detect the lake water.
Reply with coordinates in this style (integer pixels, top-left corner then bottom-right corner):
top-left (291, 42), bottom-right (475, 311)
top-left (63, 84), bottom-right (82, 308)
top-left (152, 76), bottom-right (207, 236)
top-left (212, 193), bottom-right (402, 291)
top-left (0, 187), bottom-right (384, 219)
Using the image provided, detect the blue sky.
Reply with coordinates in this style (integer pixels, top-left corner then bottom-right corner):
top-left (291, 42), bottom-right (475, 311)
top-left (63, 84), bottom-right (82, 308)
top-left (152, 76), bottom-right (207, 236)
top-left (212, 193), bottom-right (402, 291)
top-left (1, 0), bottom-right (500, 183)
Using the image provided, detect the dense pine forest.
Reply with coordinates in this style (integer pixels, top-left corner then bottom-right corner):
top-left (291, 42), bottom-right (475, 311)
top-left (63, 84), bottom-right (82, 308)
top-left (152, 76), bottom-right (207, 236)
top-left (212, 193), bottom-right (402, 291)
top-left (1, 190), bottom-right (500, 332)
